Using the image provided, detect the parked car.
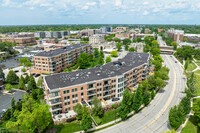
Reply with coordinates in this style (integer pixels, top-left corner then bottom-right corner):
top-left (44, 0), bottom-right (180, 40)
top-left (35, 74), bottom-right (40, 77)
top-left (112, 97), bottom-right (120, 101)
top-left (14, 70), bottom-right (19, 73)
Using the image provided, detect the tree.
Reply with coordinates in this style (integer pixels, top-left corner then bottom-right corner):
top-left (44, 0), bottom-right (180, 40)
top-left (125, 44), bottom-right (129, 51)
top-left (99, 50), bottom-right (104, 58)
top-left (193, 99), bottom-right (200, 128)
top-left (116, 43), bottom-right (122, 51)
top-left (155, 77), bottom-right (166, 91)
top-left (132, 85), bottom-right (143, 112)
top-left (0, 67), bottom-right (5, 80)
top-left (77, 53), bottom-right (90, 69)
top-left (74, 103), bottom-right (83, 120)
top-left (123, 39), bottom-right (131, 45)
top-left (89, 53), bottom-right (94, 61)
top-left (37, 76), bottom-right (43, 88)
top-left (137, 37), bottom-right (142, 42)
top-left (151, 90), bottom-right (155, 100)
top-left (91, 96), bottom-right (103, 117)
top-left (183, 37), bottom-right (188, 42)
top-left (6, 70), bottom-right (19, 84)
top-left (128, 47), bottom-right (135, 52)
top-left (30, 75), bottom-right (37, 89)
top-left (117, 89), bottom-right (132, 120)
top-left (98, 57), bottom-right (104, 65)
top-left (5, 83), bottom-right (13, 92)
top-left (19, 78), bottom-right (25, 90)
top-left (94, 48), bottom-right (99, 58)
top-left (184, 59), bottom-right (189, 71)
top-left (143, 92), bottom-right (150, 106)
top-left (171, 41), bottom-right (178, 50)
top-left (27, 81), bottom-right (34, 91)
top-left (105, 56), bottom-right (112, 63)
top-left (110, 51), bottom-right (118, 57)
top-left (169, 106), bottom-right (181, 130)
top-left (114, 38), bottom-right (121, 43)
top-left (153, 60), bottom-right (162, 70)
top-left (151, 48), bottom-right (161, 56)
top-left (7, 98), bottom-right (53, 133)
top-left (132, 39), bottom-right (136, 43)
top-left (25, 74), bottom-right (29, 84)
top-left (81, 105), bottom-right (93, 131)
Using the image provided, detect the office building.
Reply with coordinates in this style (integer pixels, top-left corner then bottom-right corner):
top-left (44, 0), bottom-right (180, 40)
top-left (89, 35), bottom-right (105, 44)
top-left (43, 52), bottom-right (150, 115)
top-left (100, 27), bottom-right (113, 33)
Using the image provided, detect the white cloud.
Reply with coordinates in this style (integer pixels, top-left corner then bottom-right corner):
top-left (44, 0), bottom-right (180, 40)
top-left (82, 6), bottom-right (89, 10)
top-left (40, 3), bottom-right (51, 7)
top-left (2, 0), bottom-right (10, 6)
top-left (86, 2), bottom-right (96, 6)
top-left (115, 0), bottom-right (122, 6)
top-left (99, 0), bottom-right (105, 6)
top-left (30, 7), bottom-right (34, 10)
top-left (143, 11), bottom-right (149, 15)
top-left (143, 1), bottom-right (149, 5)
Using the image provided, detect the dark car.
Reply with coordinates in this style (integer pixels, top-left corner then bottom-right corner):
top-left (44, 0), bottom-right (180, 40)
top-left (32, 73), bottom-right (36, 76)
top-left (112, 98), bottom-right (120, 101)
top-left (35, 74), bottom-right (40, 77)
top-left (14, 70), bottom-right (19, 73)
top-left (175, 61), bottom-right (177, 63)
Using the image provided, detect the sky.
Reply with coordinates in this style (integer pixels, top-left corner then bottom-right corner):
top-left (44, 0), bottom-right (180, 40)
top-left (1, 0), bottom-right (200, 25)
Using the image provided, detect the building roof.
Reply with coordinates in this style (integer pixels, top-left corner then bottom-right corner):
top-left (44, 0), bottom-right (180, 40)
top-left (44, 52), bottom-right (150, 90)
top-left (35, 43), bottom-right (90, 57)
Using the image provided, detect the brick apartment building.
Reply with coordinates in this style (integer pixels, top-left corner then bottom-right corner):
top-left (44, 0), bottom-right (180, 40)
top-left (113, 27), bottom-right (129, 32)
top-left (43, 52), bottom-right (150, 115)
top-left (32, 43), bottom-right (92, 74)
top-left (167, 28), bottom-right (184, 43)
top-left (115, 33), bottom-right (130, 39)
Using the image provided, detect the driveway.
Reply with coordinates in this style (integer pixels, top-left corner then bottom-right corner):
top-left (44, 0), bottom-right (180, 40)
top-left (0, 90), bottom-right (25, 112)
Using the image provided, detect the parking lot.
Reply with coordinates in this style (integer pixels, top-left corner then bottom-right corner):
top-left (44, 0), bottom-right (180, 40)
top-left (0, 90), bottom-right (25, 112)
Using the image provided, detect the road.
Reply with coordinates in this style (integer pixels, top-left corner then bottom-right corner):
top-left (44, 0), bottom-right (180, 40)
top-left (97, 55), bottom-right (186, 133)
top-left (157, 35), bottom-right (167, 46)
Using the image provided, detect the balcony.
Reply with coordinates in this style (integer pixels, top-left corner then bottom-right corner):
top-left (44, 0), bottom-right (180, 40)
top-left (87, 87), bottom-right (96, 90)
top-left (47, 94), bottom-right (61, 100)
top-left (49, 101), bottom-right (62, 106)
top-left (50, 107), bottom-right (62, 112)
top-left (87, 91), bottom-right (96, 96)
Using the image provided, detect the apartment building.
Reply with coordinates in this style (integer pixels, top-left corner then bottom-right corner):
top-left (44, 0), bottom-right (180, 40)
top-left (0, 37), bottom-right (36, 46)
top-left (89, 34), bottom-right (105, 44)
top-left (35, 31), bottom-right (70, 38)
top-left (144, 28), bottom-right (150, 34)
top-left (43, 52), bottom-right (150, 115)
top-left (81, 29), bottom-right (102, 36)
top-left (100, 27), bottom-right (113, 33)
top-left (167, 28), bottom-right (184, 43)
top-left (32, 43), bottom-right (92, 74)
top-left (115, 33), bottom-right (130, 39)
top-left (113, 27), bottom-right (129, 32)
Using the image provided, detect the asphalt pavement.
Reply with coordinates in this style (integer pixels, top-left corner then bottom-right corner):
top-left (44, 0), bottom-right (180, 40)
top-left (97, 55), bottom-right (186, 133)
top-left (0, 90), bottom-right (25, 112)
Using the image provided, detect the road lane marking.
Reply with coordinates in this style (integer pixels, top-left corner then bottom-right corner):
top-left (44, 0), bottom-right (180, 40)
top-left (142, 55), bottom-right (177, 130)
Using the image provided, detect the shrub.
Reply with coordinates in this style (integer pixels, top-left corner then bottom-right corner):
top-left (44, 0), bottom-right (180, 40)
top-left (21, 68), bottom-right (26, 72)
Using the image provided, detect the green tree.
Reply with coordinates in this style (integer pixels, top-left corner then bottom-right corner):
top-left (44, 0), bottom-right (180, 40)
top-left (155, 77), bottom-right (166, 91)
top-left (81, 105), bottom-right (93, 131)
top-left (151, 90), bottom-right (155, 100)
top-left (153, 60), bottom-right (162, 70)
top-left (171, 41), bottom-right (178, 50)
top-left (143, 92), bottom-right (150, 106)
top-left (114, 38), bottom-right (121, 43)
top-left (105, 56), bottom-right (112, 63)
top-left (6, 70), bottom-right (19, 84)
top-left (137, 37), bottom-right (142, 42)
top-left (116, 43), bottom-right (122, 51)
top-left (77, 53), bottom-right (90, 69)
top-left (132, 39), bottom-right (136, 43)
top-left (183, 37), bottom-right (188, 42)
top-left (27, 81), bottom-right (34, 91)
top-left (99, 50), bottom-right (104, 58)
top-left (0, 67), bottom-right (5, 80)
top-left (193, 99), bottom-right (200, 128)
top-left (129, 47), bottom-right (135, 52)
top-left (117, 89), bottom-right (133, 120)
top-left (94, 48), bottom-right (99, 58)
top-left (89, 53), bottom-right (94, 61)
top-left (74, 103), bottom-right (83, 120)
top-left (19, 78), bottom-right (25, 90)
top-left (184, 59), bottom-right (189, 71)
top-left (98, 57), bottom-right (104, 65)
top-left (125, 44), bottom-right (129, 51)
top-left (132, 85), bottom-right (143, 112)
top-left (5, 83), bottom-right (13, 92)
top-left (123, 39), bottom-right (131, 45)
top-left (91, 96), bottom-right (103, 117)
top-left (110, 51), bottom-right (118, 57)
top-left (37, 76), bottom-right (43, 88)
top-left (24, 74), bottom-right (29, 84)
top-left (30, 75), bottom-right (37, 89)
top-left (151, 48), bottom-right (161, 56)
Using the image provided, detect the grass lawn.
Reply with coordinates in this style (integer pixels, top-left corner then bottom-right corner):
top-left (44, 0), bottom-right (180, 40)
top-left (194, 74), bottom-right (200, 96)
top-left (58, 122), bottom-right (82, 133)
top-left (93, 110), bottom-right (119, 125)
top-left (181, 117), bottom-right (199, 133)
top-left (194, 70), bottom-right (200, 75)
top-left (187, 62), bottom-right (197, 71)
top-left (196, 62), bottom-right (200, 67)
top-left (0, 121), bottom-right (29, 133)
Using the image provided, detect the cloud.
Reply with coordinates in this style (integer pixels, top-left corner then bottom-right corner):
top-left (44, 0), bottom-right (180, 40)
top-left (2, 0), bottom-right (10, 6)
top-left (86, 2), bottom-right (96, 6)
top-left (115, 0), bottom-right (122, 6)
top-left (143, 11), bottom-right (149, 15)
top-left (82, 6), bottom-right (89, 10)
top-left (143, 1), bottom-right (149, 5)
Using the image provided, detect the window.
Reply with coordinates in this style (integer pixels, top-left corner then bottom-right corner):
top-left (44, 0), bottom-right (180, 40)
top-left (81, 87), bottom-right (83, 90)
top-left (75, 88), bottom-right (77, 92)
top-left (97, 83), bottom-right (99, 86)
top-left (72, 95), bottom-right (74, 98)
top-left (73, 100), bottom-right (75, 103)
top-left (67, 96), bottom-right (70, 99)
top-left (68, 107), bottom-right (71, 110)
top-left (67, 90), bottom-right (69, 93)
top-left (65, 108), bottom-right (67, 111)
top-left (68, 102), bottom-right (70, 105)
top-left (76, 94), bottom-right (78, 97)
top-left (63, 91), bottom-right (66, 94)
top-left (65, 103), bottom-right (67, 106)
top-left (76, 100), bottom-right (78, 103)
top-left (72, 89), bottom-right (74, 92)
top-left (64, 97), bottom-right (66, 100)
top-left (81, 93), bottom-right (84, 96)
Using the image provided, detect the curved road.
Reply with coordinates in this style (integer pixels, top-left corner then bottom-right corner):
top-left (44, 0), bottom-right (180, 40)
top-left (97, 55), bottom-right (186, 133)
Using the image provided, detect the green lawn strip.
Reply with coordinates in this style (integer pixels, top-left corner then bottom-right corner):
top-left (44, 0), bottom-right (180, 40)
top-left (194, 74), bottom-right (200, 96)
top-left (181, 117), bottom-right (199, 133)
top-left (187, 62), bottom-right (197, 71)
top-left (58, 122), bottom-right (82, 133)
top-left (194, 70), bottom-right (200, 75)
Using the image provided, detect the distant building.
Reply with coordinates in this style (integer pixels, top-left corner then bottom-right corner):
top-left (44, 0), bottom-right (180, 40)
top-left (100, 27), bottom-right (113, 33)
top-left (144, 28), bottom-right (150, 34)
top-left (81, 29), bottom-right (102, 36)
top-left (113, 27), bottom-right (129, 32)
top-left (167, 28), bottom-right (184, 43)
top-left (0, 36), bottom-right (36, 46)
top-left (158, 29), bottom-right (165, 33)
top-left (115, 33), bottom-right (130, 39)
top-left (32, 43), bottom-right (92, 74)
top-left (34, 32), bottom-right (45, 38)
top-left (89, 35), bottom-right (105, 44)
